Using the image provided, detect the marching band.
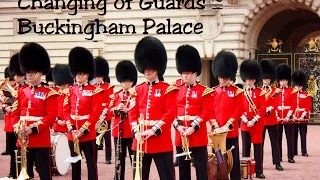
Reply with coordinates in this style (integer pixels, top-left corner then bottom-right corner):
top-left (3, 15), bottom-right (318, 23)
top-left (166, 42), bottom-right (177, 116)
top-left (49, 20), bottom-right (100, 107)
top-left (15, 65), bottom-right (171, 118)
top-left (0, 36), bottom-right (313, 180)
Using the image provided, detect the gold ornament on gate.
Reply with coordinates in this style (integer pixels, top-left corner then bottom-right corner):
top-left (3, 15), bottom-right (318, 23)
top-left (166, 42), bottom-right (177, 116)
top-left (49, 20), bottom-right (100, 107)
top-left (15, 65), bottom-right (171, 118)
top-left (267, 38), bottom-right (283, 53)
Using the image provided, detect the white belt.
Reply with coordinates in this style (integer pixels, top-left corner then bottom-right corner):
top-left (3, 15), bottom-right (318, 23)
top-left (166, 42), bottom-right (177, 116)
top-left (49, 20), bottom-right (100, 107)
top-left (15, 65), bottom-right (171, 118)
top-left (20, 116), bottom-right (43, 121)
top-left (70, 115), bottom-right (89, 120)
top-left (277, 106), bottom-right (291, 110)
top-left (296, 108), bottom-right (305, 111)
top-left (177, 115), bottom-right (198, 121)
top-left (139, 120), bottom-right (165, 126)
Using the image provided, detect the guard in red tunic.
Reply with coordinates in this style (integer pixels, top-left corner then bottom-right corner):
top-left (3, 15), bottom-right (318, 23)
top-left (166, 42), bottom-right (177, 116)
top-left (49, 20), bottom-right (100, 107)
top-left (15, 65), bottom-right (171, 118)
top-left (291, 70), bottom-right (312, 157)
top-left (173, 44), bottom-right (213, 180)
top-left (1, 66), bottom-right (17, 179)
top-left (129, 36), bottom-right (178, 180)
top-left (51, 64), bottom-right (74, 133)
top-left (63, 47), bottom-right (104, 180)
top-left (109, 60), bottom-right (137, 180)
top-left (46, 68), bottom-right (56, 89)
top-left (259, 60), bottom-right (283, 171)
top-left (11, 43), bottom-right (59, 180)
top-left (275, 63), bottom-right (295, 163)
top-left (240, 59), bottom-right (266, 179)
top-left (210, 50), bottom-right (243, 180)
top-left (94, 56), bottom-right (114, 163)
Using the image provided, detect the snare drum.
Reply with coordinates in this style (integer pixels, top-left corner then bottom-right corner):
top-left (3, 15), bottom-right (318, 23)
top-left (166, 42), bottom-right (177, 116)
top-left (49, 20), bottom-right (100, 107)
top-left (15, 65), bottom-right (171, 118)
top-left (240, 157), bottom-right (255, 180)
top-left (51, 132), bottom-right (71, 175)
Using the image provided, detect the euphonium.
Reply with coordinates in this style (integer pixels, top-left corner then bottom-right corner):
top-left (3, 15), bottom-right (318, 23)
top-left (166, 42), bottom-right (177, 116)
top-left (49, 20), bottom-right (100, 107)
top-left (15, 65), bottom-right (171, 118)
top-left (131, 114), bottom-right (145, 180)
top-left (14, 119), bottom-right (30, 180)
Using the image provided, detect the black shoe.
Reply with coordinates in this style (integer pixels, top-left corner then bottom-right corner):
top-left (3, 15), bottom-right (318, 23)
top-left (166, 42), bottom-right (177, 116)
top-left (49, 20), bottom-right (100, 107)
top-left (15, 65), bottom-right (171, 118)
top-left (173, 161), bottom-right (178, 167)
top-left (256, 173), bottom-right (266, 179)
top-left (98, 146), bottom-right (103, 150)
top-left (275, 164), bottom-right (284, 171)
top-left (280, 158), bottom-right (282, 162)
top-left (1, 151), bottom-right (9, 155)
top-left (106, 160), bottom-right (111, 164)
top-left (302, 153), bottom-right (308, 157)
top-left (288, 158), bottom-right (295, 163)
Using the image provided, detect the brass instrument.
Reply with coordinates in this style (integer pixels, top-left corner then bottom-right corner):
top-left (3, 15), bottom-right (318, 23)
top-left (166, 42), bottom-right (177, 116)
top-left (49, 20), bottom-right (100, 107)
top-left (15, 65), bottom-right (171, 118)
top-left (131, 114), bottom-right (145, 180)
top-left (73, 136), bottom-right (82, 159)
top-left (176, 133), bottom-right (192, 160)
top-left (0, 78), bottom-right (16, 103)
top-left (95, 118), bottom-right (108, 145)
top-left (14, 118), bottom-right (30, 180)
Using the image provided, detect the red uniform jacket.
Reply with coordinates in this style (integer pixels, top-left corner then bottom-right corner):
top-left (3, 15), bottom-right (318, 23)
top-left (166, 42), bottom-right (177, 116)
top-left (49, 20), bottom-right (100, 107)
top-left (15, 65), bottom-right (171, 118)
top-left (260, 86), bottom-right (281, 126)
top-left (94, 82), bottom-right (114, 121)
top-left (240, 88), bottom-right (266, 144)
top-left (291, 89), bottom-right (312, 124)
top-left (52, 89), bottom-right (68, 133)
top-left (128, 80), bottom-right (178, 153)
top-left (211, 84), bottom-right (243, 138)
top-left (175, 82), bottom-right (213, 147)
top-left (11, 83), bottom-right (59, 148)
top-left (110, 89), bottom-right (133, 138)
top-left (63, 83), bottom-right (104, 142)
top-left (275, 87), bottom-right (294, 124)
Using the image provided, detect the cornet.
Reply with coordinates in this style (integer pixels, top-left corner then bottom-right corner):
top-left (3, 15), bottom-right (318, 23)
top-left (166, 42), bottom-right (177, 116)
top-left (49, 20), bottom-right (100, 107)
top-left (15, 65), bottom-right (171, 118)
top-left (175, 133), bottom-right (192, 160)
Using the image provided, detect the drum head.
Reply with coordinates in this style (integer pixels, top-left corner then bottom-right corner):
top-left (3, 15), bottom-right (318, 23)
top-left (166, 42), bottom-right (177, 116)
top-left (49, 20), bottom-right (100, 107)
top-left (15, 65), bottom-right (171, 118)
top-left (54, 134), bottom-right (71, 175)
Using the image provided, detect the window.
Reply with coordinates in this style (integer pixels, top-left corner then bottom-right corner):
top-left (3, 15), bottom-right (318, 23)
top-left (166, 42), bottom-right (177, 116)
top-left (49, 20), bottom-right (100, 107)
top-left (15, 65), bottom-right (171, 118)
top-left (19, 21), bottom-right (36, 33)
top-left (14, 18), bottom-right (37, 35)
top-left (88, 19), bottom-right (105, 33)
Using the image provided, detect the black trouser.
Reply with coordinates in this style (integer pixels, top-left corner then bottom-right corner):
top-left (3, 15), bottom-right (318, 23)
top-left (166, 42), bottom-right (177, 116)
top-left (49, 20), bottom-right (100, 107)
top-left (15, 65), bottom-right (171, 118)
top-left (176, 146), bottom-right (207, 180)
top-left (277, 124), bottom-right (294, 159)
top-left (294, 123), bottom-right (308, 155)
top-left (6, 132), bottom-right (17, 178)
top-left (96, 121), bottom-right (112, 162)
top-left (113, 137), bottom-right (133, 180)
top-left (132, 151), bottom-right (175, 180)
top-left (242, 131), bottom-right (263, 174)
top-left (262, 125), bottom-right (281, 165)
top-left (227, 137), bottom-right (241, 180)
top-left (68, 140), bottom-right (98, 180)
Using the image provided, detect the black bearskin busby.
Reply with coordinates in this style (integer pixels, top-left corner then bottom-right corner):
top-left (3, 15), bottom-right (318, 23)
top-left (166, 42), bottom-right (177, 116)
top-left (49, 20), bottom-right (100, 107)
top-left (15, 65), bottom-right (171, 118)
top-left (240, 59), bottom-right (261, 82)
top-left (46, 68), bottom-right (53, 83)
top-left (212, 50), bottom-right (238, 80)
top-left (235, 83), bottom-right (243, 89)
top-left (9, 52), bottom-right (24, 77)
top-left (4, 67), bottom-right (13, 81)
top-left (115, 60), bottom-right (138, 86)
top-left (176, 44), bottom-right (202, 76)
top-left (260, 60), bottom-right (277, 82)
top-left (19, 42), bottom-right (51, 75)
top-left (292, 70), bottom-right (307, 87)
top-left (52, 64), bottom-right (74, 86)
top-left (68, 47), bottom-right (95, 81)
top-left (134, 36), bottom-right (167, 77)
top-left (276, 63), bottom-right (291, 82)
top-left (94, 56), bottom-right (109, 82)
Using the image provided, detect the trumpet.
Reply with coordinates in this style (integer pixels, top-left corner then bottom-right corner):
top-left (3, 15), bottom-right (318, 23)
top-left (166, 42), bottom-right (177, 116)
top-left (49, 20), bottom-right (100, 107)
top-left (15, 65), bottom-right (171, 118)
top-left (131, 114), bottom-right (145, 180)
top-left (175, 133), bottom-right (192, 160)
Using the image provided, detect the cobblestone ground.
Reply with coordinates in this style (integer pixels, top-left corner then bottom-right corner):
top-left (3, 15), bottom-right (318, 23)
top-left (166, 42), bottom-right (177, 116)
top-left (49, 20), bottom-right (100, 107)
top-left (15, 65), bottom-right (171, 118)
top-left (0, 121), bottom-right (319, 180)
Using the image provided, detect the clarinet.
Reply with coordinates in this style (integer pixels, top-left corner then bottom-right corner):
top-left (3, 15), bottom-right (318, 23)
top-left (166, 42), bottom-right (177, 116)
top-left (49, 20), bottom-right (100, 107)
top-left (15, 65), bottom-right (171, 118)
top-left (115, 100), bottom-right (125, 180)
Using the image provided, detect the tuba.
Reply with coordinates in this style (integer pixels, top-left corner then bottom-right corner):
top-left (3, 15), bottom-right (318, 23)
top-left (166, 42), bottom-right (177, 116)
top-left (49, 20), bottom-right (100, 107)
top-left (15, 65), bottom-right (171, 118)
top-left (131, 114), bottom-right (145, 180)
top-left (14, 118), bottom-right (30, 180)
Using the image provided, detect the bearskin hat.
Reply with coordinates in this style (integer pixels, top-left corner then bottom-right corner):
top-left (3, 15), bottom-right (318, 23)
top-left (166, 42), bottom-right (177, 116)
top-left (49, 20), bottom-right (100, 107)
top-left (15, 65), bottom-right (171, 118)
top-left (276, 63), bottom-right (291, 81)
top-left (94, 56), bottom-right (109, 81)
top-left (134, 36), bottom-right (167, 77)
top-left (19, 42), bottom-right (51, 75)
top-left (68, 47), bottom-right (95, 81)
top-left (4, 67), bottom-right (13, 80)
top-left (176, 44), bottom-right (202, 76)
top-left (52, 64), bottom-right (74, 86)
top-left (45, 68), bottom-right (53, 83)
top-left (235, 83), bottom-right (243, 89)
top-left (115, 60), bottom-right (137, 86)
top-left (212, 50), bottom-right (238, 80)
top-left (292, 70), bottom-right (307, 87)
top-left (9, 52), bottom-right (24, 77)
top-left (240, 59), bottom-right (261, 82)
top-left (260, 60), bottom-right (276, 82)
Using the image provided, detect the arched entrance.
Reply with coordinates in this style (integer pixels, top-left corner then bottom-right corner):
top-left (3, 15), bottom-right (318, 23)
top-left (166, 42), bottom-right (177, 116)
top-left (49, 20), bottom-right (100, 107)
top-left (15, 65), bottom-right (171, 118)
top-left (243, 2), bottom-right (320, 123)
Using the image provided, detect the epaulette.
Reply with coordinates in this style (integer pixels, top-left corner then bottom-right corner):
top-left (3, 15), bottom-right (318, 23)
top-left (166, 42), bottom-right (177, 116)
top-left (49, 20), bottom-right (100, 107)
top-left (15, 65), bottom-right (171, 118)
top-left (47, 89), bottom-right (60, 98)
top-left (165, 84), bottom-right (179, 95)
top-left (93, 87), bottom-right (104, 95)
top-left (307, 93), bottom-right (313, 97)
top-left (62, 88), bottom-right (70, 96)
top-left (202, 87), bottom-right (214, 97)
top-left (109, 93), bottom-right (115, 100)
top-left (11, 90), bottom-right (18, 98)
top-left (128, 87), bottom-right (137, 96)
top-left (292, 89), bottom-right (298, 94)
top-left (235, 87), bottom-right (244, 96)
top-left (107, 84), bottom-right (115, 90)
top-left (113, 89), bottom-right (122, 95)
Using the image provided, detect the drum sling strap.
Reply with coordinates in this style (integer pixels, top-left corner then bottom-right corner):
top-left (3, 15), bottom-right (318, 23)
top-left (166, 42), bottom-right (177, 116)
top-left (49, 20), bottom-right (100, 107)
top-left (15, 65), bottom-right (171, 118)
top-left (244, 89), bottom-right (257, 114)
